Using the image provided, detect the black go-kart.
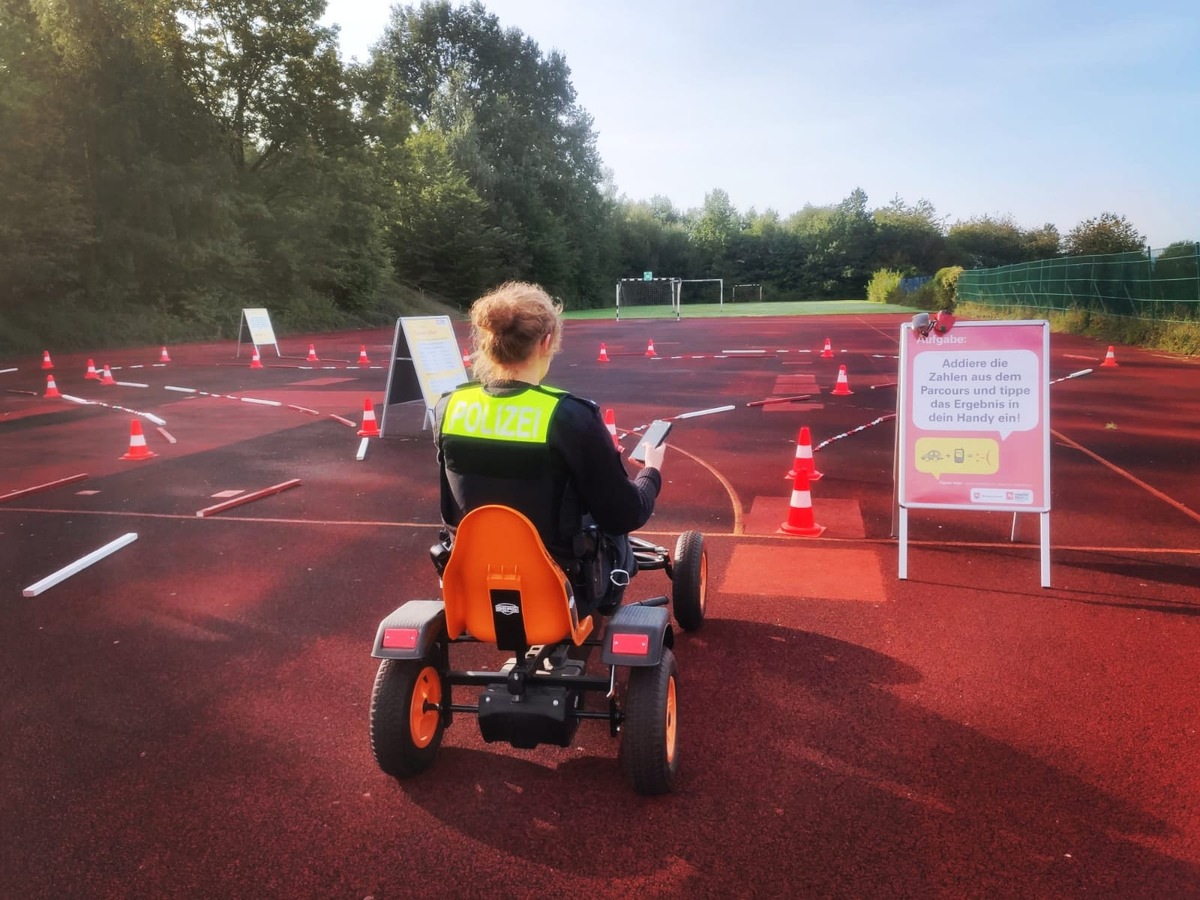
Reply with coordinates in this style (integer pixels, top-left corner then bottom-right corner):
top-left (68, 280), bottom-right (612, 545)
top-left (369, 504), bottom-right (707, 796)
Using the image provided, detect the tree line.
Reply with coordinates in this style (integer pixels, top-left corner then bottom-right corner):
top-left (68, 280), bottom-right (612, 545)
top-left (0, 0), bottom-right (1176, 351)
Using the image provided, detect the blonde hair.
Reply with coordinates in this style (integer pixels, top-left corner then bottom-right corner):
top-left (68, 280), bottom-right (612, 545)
top-left (468, 282), bottom-right (563, 385)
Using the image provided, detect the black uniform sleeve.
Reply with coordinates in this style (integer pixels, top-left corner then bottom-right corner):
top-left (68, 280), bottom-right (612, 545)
top-left (550, 397), bottom-right (661, 536)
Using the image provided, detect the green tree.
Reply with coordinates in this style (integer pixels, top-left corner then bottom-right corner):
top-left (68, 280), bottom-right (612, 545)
top-left (374, 0), bottom-right (612, 304)
top-left (872, 196), bottom-right (947, 274)
top-left (947, 215), bottom-right (1028, 269)
top-left (1064, 213), bottom-right (1145, 256)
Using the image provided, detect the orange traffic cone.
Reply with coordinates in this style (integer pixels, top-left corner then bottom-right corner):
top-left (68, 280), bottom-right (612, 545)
top-left (249, 347), bottom-right (264, 369)
top-left (358, 398), bottom-right (381, 437)
top-left (85, 359), bottom-right (100, 381)
top-left (357, 345), bottom-right (371, 366)
top-left (120, 419), bottom-right (157, 461)
top-left (41, 350), bottom-right (54, 370)
top-left (99, 365), bottom-right (117, 386)
top-left (1101, 345), bottom-right (1118, 368)
top-left (785, 425), bottom-right (822, 481)
top-left (820, 338), bottom-right (833, 359)
top-left (645, 338), bottom-right (657, 357)
top-left (604, 408), bottom-right (621, 450)
top-left (597, 342), bottom-right (610, 363)
top-left (779, 469), bottom-right (825, 537)
top-left (306, 344), bottom-right (319, 362)
top-left (159, 346), bottom-right (171, 363)
top-left (831, 365), bottom-right (853, 396)
top-left (461, 347), bottom-right (471, 368)
top-left (44, 374), bottom-right (62, 399)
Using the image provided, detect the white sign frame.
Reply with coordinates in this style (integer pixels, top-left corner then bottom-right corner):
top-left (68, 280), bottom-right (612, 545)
top-left (237, 308), bottom-right (281, 358)
top-left (380, 316), bottom-right (468, 434)
top-left (895, 319), bottom-right (1052, 587)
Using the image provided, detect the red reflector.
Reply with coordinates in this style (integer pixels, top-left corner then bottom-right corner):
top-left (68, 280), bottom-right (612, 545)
top-left (611, 632), bottom-right (649, 656)
top-left (382, 627), bottom-right (419, 650)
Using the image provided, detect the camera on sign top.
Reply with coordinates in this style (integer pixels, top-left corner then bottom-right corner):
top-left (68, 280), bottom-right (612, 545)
top-left (911, 311), bottom-right (956, 337)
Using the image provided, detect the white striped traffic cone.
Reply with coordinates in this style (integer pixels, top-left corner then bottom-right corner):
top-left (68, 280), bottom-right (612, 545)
top-left (604, 408), bottom-right (620, 450)
top-left (250, 347), bottom-right (264, 369)
top-left (831, 365), bottom-right (853, 396)
top-left (120, 419), bottom-right (157, 460)
top-left (645, 338), bottom-right (657, 357)
top-left (306, 344), bottom-right (319, 362)
top-left (1101, 345), bottom-right (1118, 368)
top-left (357, 345), bottom-right (371, 366)
top-left (44, 374), bottom-right (62, 399)
top-left (820, 337), bottom-right (833, 359)
top-left (85, 359), bottom-right (100, 381)
top-left (779, 469), bottom-right (825, 537)
top-left (99, 365), bottom-right (117, 386)
top-left (785, 425), bottom-right (822, 481)
top-left (358, 398), bottom-right (381, 437)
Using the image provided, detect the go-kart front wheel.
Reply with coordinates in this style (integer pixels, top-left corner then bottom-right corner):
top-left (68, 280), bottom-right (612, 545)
top-left (621, 648), bottom-right (679, 795)
top-left (370, 656), bottom-right (445, 779)
top-left (671, 531), bottom-right (707, 632)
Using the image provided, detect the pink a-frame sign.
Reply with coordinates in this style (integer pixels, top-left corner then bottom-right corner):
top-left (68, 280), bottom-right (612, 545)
top-left (896, 320), bottom-right (1051, 587)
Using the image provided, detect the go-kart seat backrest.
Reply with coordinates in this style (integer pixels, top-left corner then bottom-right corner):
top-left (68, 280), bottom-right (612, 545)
top-left (441, 505), bottom-right (594, 651)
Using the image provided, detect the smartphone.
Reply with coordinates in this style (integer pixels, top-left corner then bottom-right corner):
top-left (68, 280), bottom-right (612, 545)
top-left (629, 419), bottom-right (672, 464)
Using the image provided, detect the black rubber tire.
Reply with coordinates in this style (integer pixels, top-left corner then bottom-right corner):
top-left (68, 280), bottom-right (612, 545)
top-left (369, 656), bottom-right (445, 779)
top-left (621, 648), bottom-right (679, 796)
top-left (671, 531), bottom-right (707, 632)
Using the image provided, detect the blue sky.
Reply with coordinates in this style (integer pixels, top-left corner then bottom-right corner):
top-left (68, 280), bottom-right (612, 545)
top-left (321, 0), bottom-right (1200, 247)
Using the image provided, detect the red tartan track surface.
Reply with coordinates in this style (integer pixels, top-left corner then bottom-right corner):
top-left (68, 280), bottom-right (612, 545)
top-left (2, 313), bottom-right (1198, 898)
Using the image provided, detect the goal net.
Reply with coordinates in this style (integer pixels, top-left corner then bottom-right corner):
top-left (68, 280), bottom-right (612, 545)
top-left (680, 278), bottom-right (724, 309)
top-left (615, 278), bottom-right (681, 320)
top-left (731, 283), bottom-right (762, 302)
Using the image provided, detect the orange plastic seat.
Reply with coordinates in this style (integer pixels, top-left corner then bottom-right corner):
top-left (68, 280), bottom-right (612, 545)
top-left (441, 505), bottom-right (594, 649)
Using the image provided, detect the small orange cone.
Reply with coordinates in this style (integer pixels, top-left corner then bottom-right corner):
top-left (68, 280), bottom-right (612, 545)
top-left (120, 419), bottom-right (157, 460)
top-left (461, 347), bottom-right (471, 368)
top-left (779, 469), bottom-right (825, 537)
top-left (645, 339), bottom-right (657, 357)
top-left (42, 350), bottom-right (54, 370)
top-left (1101, 345), bottom-right (1119, 368)
top-left (785, 425), bottom-right (822, 481)
top-left (306, 344), bottom-right (319, 362)
top-left (831, 365), bottom-right (853, 396)
top-left (358, 398), bottom-right (381, 437)
top-left (603, 408), bottom-right (621, 450)
top-left (85, 359), bottom-right (100, 381)
top-left (99, 365), bottom-right (117, 386)
top-left (249, 347), bottom-right (264, 369)
top-left (820, 338), bottom-right (833, 359)
top-left (357, 345), bottom-right (371, 366)
top-left (159, 346), bottom-right (171, 363)
top-left (597, 343), bottom-right (610, 363)
top-left (44, 374), bottom-right (62, 399)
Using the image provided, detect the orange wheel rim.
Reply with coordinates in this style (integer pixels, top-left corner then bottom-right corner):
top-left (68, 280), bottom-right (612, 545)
top-left (698, 553), bottom-right (708, 612)
top-left (664, 676), bottom-right (678, 764)
top-left (409, 666), bottom-right (442, 748)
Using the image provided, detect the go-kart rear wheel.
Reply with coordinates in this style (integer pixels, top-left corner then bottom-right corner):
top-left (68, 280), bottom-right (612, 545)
top-left (620, 648), bottom-right (679, 796)
top-left (369, 656), bottom-right (445, 779)
top-left (671, 531), bottom-right (707, 632)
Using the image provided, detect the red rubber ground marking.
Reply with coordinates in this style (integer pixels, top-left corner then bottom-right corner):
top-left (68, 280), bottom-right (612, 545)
top-left (742, 496), bottom-right (866, 538)
top-left (286, 377), bottom-right (357, 387)
top-left (720, 543), bottom-right (886, 602)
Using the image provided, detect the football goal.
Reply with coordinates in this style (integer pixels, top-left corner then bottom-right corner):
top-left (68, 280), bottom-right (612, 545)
top-left (732, 283), bottom-right (762, 302)
top-left (615, 278), bottom-right (681, 320)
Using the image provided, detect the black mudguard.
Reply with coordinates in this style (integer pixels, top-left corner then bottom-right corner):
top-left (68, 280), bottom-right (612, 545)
top-left (601, 603), bottom-right (674, 667)
top-left (371, 599), bottom-right (446, 660)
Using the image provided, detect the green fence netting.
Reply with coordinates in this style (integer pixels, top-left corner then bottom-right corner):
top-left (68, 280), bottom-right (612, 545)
top-left (958, 245), bottom-right (1200, 320)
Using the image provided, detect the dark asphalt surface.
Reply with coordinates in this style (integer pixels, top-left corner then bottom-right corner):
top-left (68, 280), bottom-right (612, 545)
top-left (2, 316), bottom-right (1198, 898)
